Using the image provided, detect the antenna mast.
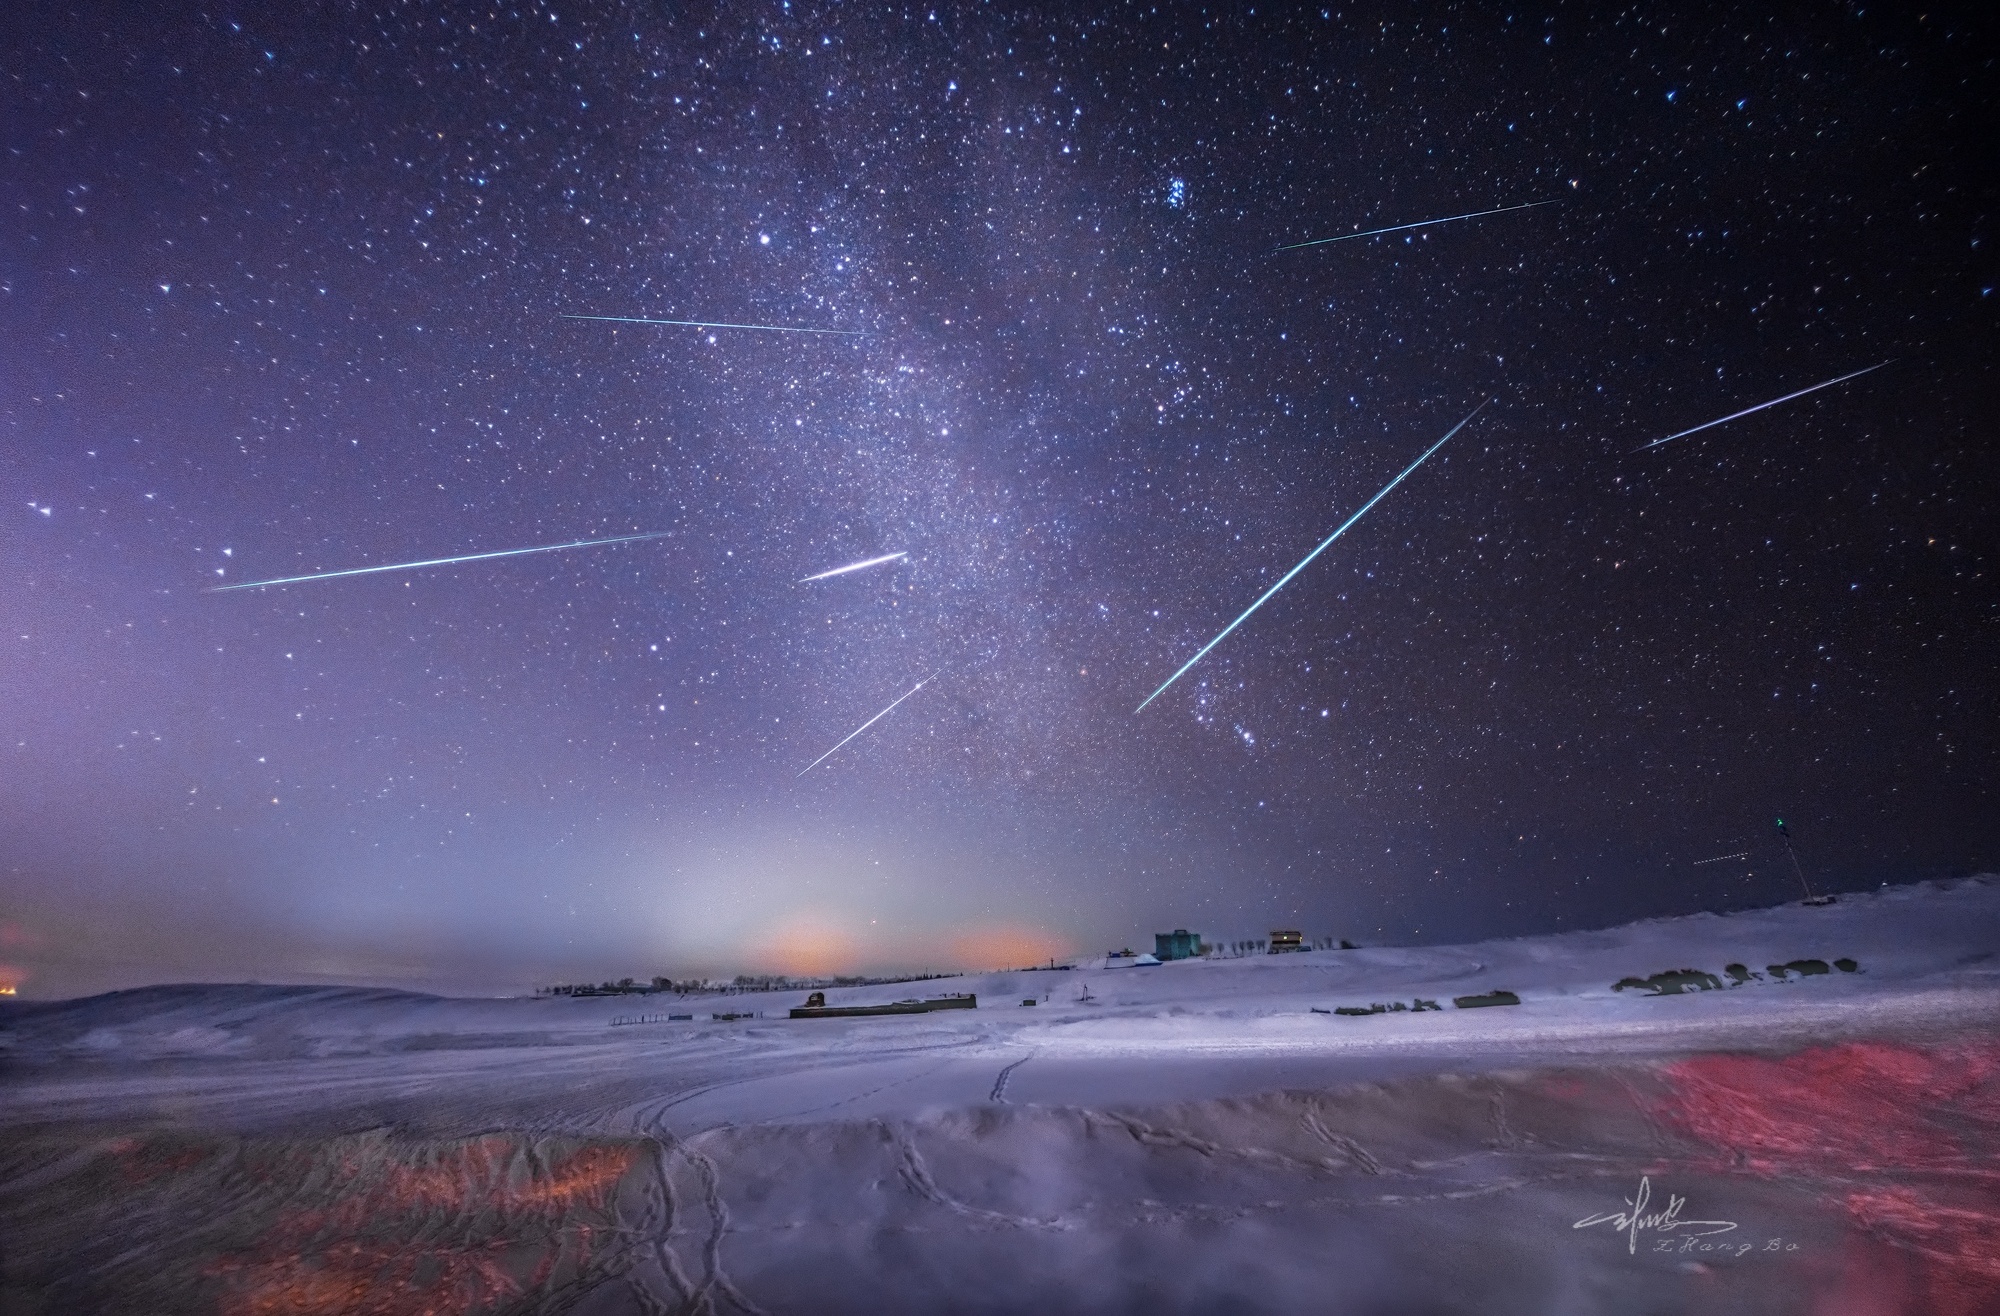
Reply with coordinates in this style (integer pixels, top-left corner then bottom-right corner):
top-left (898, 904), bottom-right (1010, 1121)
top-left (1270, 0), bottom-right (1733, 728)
top-left (1776, 818), bottom-right (1835, 905)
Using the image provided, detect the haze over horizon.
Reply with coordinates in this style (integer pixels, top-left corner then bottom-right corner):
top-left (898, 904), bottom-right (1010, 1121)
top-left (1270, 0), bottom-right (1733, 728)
top-left (5, 4), bottom-right (1995, 1002)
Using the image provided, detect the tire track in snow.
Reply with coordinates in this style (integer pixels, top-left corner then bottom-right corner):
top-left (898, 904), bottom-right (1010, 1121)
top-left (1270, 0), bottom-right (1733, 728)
top-left (988, 1049), bottom-right (1036, 1103)
top-left (1090, 1110), bottom-right (1385, 1180)
top-left (634, 1135), bottom-right (697, 1316)
top-left (1303, 1101), bottom-right (1383, 1174)
top-left (891, 1127), bottom-right (1065, 1230)
top-left (672, 1134), bottom-right (768, 1316)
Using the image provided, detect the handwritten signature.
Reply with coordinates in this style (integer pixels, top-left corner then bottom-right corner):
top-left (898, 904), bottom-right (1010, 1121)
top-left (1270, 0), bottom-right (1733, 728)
top-left (1574, 1175), bottom-right (1739, 1254)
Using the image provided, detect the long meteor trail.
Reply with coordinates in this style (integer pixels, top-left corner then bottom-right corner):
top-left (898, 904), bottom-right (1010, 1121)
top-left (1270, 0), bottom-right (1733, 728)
top-left (1277, 200), bottom-right (1557, 251)
top-left (562, 313), bottom-right (866, 336)
top-left (209, 531), bottom-right (670, 592)
top-left (799, 551), bottom-right (907, 583)
top-left (799, 675), bottom-right (934, 776)
top-left (1136, 402), bottom-right (1488, 714)
top-left (1636, 361), bottom-right (1891, 451)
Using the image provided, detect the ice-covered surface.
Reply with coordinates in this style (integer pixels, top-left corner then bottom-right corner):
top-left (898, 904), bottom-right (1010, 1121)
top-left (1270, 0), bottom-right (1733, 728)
top-left (3, 878), bottom-right (1997, 1314)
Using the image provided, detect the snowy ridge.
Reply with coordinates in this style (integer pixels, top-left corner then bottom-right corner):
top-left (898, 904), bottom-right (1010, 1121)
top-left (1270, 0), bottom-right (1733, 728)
top-left (3, 878), bottom-right (1997, 1314)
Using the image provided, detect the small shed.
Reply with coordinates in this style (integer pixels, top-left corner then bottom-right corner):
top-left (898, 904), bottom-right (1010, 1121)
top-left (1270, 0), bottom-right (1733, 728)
top-left (1268, 929), bottom-right (1306, 953)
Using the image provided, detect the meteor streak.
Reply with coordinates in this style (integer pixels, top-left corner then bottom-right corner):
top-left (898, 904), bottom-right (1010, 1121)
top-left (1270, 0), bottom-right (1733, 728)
top-left (209, 531), bottom-right (670, 592)
top-left (799, 675), bottom-right (934, 776)
top-left (1136, 402), bottom-right (1488, 714)
top-left (1636, 361), bottom-right (1891, 450)
top-left (799, 551), bottom-right (908, 583)
top-left (1277, 200), bottom-right (1557, 251)
top-left (561, 313), bottom-right (866, 336)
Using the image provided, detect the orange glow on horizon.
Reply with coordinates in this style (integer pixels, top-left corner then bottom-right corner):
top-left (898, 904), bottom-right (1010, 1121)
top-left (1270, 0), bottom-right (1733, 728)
top-left (750, 919), bottom-right (1069, 976)
top-left (949, 926), bottom-right (1070, 970)
top-left (762, 919), bottom-right (858, 977)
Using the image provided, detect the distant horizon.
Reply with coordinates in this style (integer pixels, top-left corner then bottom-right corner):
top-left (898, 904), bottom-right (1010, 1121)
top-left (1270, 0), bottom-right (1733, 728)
top-left (11, 870), bottom-right (1988, 1005)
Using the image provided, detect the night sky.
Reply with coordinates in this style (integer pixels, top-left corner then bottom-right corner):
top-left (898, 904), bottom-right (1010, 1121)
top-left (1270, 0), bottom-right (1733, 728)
top-left (4, 3), bottom-right (1994, 998)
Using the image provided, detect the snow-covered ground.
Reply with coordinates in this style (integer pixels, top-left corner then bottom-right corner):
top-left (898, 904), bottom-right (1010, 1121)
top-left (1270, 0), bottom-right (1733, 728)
top-left (3, 878), bottom-right (1997, 1314)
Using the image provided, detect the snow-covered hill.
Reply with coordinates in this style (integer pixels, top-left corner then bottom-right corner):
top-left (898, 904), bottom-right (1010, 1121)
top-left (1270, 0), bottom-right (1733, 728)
top-left (2, 877), bottom-right (1996, 1314)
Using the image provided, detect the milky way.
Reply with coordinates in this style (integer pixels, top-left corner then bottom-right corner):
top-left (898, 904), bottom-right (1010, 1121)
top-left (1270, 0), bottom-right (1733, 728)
top-left (3, 5), bottom-right (1994, 996)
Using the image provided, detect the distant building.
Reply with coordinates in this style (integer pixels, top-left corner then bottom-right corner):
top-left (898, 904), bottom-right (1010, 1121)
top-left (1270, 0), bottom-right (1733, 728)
top-left (1268, 929), bottom-right (1306, 954)
top-left (1155, 929), bottom-right (1202, 961)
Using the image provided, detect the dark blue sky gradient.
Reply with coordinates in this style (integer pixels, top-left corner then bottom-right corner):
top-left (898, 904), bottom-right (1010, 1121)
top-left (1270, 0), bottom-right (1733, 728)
top-left (3, 3), bottom-right (1994, 997)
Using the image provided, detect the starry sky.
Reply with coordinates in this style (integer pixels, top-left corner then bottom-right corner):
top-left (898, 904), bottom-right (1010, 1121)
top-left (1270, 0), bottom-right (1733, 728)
top-left (4, 3), bottom-right (1995, 998)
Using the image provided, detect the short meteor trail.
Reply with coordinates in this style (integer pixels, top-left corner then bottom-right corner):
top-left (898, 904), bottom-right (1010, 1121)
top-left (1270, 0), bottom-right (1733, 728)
top-left (561, 312), bottom-right (866, 336)
top-left (209, 531), bottom-right (670, 592)
top-left (1136, 402), bottom-right (1489, 714)
top-left (1636, 361), bottom-right (1891, 451)
top-left (1277, 200), bottom-right (1557, 251)
top-left (799, 551), bottom-right (908, 583)
top-left (799, 675), bottom-right (934, 777)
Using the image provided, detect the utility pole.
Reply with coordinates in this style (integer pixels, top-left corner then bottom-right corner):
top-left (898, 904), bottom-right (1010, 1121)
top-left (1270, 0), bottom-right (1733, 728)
top-left (1776, 818), bottom-right (1835, 906)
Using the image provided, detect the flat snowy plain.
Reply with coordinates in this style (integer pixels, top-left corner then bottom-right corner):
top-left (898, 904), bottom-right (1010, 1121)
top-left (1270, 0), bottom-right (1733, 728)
top-left (3, 877), bottom-right (1997, 1315)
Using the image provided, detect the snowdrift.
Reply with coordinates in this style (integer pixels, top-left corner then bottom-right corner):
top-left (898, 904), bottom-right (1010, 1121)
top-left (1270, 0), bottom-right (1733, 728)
top-left (2, 878), bottom-right (1997, 1314)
